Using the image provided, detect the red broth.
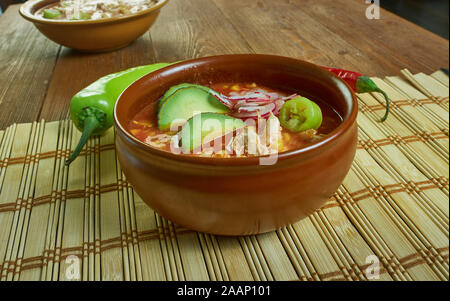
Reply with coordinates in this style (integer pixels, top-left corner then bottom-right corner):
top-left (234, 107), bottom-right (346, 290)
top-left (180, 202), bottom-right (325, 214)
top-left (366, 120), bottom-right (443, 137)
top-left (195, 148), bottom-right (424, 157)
top-left (128, 83), bottom-right (342, 156)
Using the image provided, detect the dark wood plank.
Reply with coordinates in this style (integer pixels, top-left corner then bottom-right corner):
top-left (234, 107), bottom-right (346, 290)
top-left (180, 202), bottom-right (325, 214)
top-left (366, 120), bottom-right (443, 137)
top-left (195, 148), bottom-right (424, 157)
top-left (0, 0), bottom-right (448, 128)
top-left (381, 0), bottom-right (449, 39)
top-left (38, 26), bottom-right (159, 121)
top-left (0, 5), bottom-right (60, 129)
top-left (212, 0), bottom-right (448, 76)
top-left (294, 0), bottom-right (449, 75)
top-left (39, 0), bottom-right (254, 122)
top-left (213, 0), bottom-right (360, 68)
top-left (148, 0), bottom-right (253, 62)
top-left (0, 1), bottom-right (20, 11)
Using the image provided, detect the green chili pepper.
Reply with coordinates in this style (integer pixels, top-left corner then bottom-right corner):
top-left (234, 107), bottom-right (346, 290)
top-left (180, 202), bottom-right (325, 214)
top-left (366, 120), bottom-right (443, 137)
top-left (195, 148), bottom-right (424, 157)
top-left (66, 63), bottom-right (171, 166)
top-left (279, 97), bottom-right (323, 132)
top-left (323, 67), bottom-right (390, 122)
top-left (356, 75), bottom-right (390, 122)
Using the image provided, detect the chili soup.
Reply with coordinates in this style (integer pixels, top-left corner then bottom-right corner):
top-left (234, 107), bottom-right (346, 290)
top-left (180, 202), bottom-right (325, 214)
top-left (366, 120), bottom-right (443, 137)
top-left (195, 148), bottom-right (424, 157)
top-left (128, 82), bottom-right (342, 158)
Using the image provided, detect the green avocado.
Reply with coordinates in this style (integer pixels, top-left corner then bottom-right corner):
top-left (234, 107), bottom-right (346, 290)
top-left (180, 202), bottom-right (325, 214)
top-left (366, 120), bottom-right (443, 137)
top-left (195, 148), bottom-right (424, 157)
top-left (158, 87), bottom-right (230, 131)
top-left (79, 12), bottom-right (91, 20)
top-left (158, 83), bottom-right (220, 111)
top-left (180, 113), bottom-right (246, 153)
top-left (158, 83), bottom-right (197, 110)
top-left (43, 8), bottom-right (62, 19)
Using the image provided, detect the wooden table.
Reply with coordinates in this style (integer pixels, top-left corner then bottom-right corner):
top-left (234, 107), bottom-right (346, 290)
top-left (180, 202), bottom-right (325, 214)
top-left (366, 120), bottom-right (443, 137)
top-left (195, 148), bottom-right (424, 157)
top-left (0, 0), bottom-right (448, 130)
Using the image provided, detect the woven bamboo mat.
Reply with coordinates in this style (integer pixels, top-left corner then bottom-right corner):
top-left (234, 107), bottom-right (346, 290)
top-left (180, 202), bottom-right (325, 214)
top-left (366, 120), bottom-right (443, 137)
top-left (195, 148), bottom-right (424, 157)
top-left (0, 69), bottom-right (448, 281)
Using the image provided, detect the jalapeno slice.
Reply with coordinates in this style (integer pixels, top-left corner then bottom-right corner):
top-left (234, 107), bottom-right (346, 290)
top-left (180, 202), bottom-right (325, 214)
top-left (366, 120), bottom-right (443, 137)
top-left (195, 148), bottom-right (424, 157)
top-left (279, 97), bottom-right (323, 132)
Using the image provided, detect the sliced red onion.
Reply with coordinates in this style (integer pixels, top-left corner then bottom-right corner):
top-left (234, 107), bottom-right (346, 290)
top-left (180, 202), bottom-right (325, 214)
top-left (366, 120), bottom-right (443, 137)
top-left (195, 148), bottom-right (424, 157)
top-left (237, 106), bottom-right (266, 112)
top-left (273, 99), bottom-right (285, 115)
top-left (244, 98), bottom-right (275, 103)
top-left (282, 93), bottom-right (299, 100)
top-left (232, 103), bottom-right (276, 119)
top-left (266, 92), bottom-right (281, 100)
top-left (207, 89), bottom-right (234, 108)
top-left (234, 100), bottom-right (274, 107)
top-left (227, 93), bottom-right (270, 102)
top-left (201, 88), bottom-right (296, 119)
top-left (228, 91), bottom-right (264, 97)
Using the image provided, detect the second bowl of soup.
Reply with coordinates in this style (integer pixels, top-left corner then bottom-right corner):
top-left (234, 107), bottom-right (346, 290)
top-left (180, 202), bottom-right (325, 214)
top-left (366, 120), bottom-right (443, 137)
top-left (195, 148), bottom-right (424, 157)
top-left (20, 0), bottom-right (168, 52)
top-left (114, 54), bottom-right (358, 235)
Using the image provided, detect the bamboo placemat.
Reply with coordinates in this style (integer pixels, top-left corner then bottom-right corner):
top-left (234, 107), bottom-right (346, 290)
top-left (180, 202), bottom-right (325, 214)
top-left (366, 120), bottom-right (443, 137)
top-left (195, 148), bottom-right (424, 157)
top-left (0, 70), bottom-right (448, 281)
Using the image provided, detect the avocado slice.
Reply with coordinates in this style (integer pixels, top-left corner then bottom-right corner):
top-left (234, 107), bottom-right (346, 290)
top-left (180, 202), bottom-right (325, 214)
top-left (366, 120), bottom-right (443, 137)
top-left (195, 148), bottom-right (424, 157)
top-left (158, 83), bottom-right (222, 111)
top-left (158, 87), bottom-right (230, 131)
top-left (180, 113), bottom-right (245, 153)
top-left (43, 8), bottom-right (62, 19)
top-left (158, 83), bottom-right (197, 110)
top-left (70, 11), bottom-right (91, 20)
top-left (79, 12), bottom-right (91, 20)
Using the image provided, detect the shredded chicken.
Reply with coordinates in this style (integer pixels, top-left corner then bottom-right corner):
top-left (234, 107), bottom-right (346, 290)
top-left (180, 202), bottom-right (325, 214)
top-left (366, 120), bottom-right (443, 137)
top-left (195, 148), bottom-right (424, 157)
top-left (144, 133), bottom-right (172, 148)
top-left (225, 114), bottom-right (282, 157)
top-left (265, 112), bottom-right (281, 153)
top-left (298, 129), bottom-right (325, 142)
top-left (38, 0), bottom-right (160, 20)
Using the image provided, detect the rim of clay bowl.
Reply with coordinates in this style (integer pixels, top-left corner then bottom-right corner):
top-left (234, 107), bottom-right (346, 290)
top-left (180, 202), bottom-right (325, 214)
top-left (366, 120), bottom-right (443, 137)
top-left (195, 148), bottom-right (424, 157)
top-left (114, 54), bottom-right (358, 166)
top-left (20, 0), bottom-right (168, 25)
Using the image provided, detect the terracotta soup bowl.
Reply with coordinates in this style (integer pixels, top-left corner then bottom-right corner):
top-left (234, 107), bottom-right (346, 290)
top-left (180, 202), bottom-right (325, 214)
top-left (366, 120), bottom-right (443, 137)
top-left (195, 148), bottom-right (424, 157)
top-left (20, 0), bottom-right (168, 52)
top-left (114, 54), bottom-right (358, 236)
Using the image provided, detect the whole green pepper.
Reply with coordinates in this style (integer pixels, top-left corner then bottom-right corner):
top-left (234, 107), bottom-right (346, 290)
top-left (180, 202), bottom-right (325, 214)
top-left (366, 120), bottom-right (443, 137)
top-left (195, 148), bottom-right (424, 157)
top-left (66, 63), bottom-right (171, 165)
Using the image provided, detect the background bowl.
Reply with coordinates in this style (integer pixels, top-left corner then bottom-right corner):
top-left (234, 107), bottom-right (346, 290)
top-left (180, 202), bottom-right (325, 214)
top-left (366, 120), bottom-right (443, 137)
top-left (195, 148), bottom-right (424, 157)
top-left (20, 0), bottom-right (168, 52)
top-left (114, 54), bottom-right (358, 236)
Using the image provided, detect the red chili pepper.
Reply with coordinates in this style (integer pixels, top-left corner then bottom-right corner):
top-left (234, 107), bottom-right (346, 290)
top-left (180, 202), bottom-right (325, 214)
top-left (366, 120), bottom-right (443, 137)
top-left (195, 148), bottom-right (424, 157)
top-left (322, 66), bottom-right (390, 122)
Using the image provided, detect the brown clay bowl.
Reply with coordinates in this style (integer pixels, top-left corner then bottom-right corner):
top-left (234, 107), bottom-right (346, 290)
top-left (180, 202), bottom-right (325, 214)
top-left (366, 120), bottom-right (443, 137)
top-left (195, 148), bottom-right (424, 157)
top-left (19, 0), bottom-right (168, 52)
top-left (114, 54), bottom-right (358, 236)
